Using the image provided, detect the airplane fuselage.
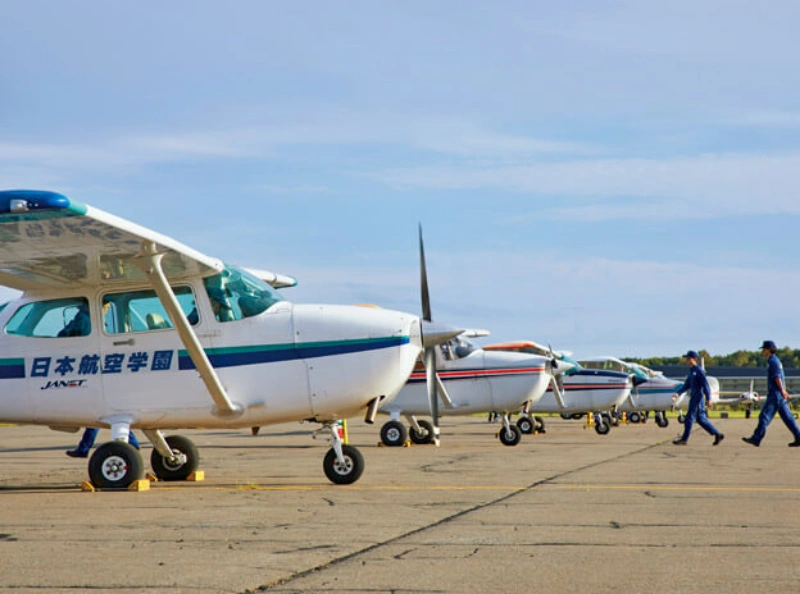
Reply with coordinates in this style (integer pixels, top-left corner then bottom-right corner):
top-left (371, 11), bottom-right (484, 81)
top-left (380, 349), bottom-right (551, 417)
top-left (533, 369), bottom-right (631, 412)
top-left (0, 287), bottom-right (421, 430)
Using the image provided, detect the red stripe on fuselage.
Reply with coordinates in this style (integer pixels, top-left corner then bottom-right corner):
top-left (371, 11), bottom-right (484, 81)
top-left (408, 366), bottom-right (545, 382)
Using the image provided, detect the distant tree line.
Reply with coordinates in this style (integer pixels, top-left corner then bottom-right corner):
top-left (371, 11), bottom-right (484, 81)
top-left (628, 347), bottom-right (800, 369)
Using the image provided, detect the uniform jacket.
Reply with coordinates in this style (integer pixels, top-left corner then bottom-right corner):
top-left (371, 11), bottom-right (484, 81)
top-left (676, 364), bottom-right (711, 405)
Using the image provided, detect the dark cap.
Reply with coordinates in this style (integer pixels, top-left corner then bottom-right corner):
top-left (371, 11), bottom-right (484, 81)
top-left (683, 350), bottom-right (699, 359)
top-left (760, 340), bottom-right (777, 351)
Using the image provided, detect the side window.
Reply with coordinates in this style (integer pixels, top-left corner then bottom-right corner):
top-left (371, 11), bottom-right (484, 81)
top-left (102, 286), bottom-right (197, 334)
top-left (6, 297), bottom-right (91, 338)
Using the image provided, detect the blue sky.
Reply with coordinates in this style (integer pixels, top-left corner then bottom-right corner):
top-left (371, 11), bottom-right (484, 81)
top-left (2, 0), bottom-right (800, 357)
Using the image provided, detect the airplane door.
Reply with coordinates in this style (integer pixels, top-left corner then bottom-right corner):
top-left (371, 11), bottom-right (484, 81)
top-left (98, 287), bottom-right (206, 421)
top-left (444, 348), bottom-right (493, 413)
top-left (5, 297), bottom-right (105, 424)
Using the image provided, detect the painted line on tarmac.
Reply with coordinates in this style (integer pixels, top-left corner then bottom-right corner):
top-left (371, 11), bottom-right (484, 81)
top-left (539, 483), bottom-right (800, 493)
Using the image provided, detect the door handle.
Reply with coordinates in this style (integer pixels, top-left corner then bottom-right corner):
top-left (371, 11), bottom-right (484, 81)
top-left (113, 339), bottom-right (135, 346)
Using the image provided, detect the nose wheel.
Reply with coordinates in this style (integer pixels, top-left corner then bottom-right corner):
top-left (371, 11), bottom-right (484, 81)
top-left (323, 445), bottom-right (364, 484)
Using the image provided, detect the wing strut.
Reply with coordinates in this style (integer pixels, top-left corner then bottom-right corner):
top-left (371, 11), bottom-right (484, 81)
top-left (134, 242), bottom-right (243, 418)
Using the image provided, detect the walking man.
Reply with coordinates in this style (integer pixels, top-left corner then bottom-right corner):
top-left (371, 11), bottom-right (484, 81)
top-left (671, 350), bottom-right (724, 446)
top-left (743, 340), bottom-right (800, 447)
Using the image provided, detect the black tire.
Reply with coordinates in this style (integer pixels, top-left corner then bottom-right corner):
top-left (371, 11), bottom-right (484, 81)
top-left (498, 424), bottom-right (522, 446)
top-left (560, 413), bottom-right (573, 420)
top-left (323, 445), bottom-right (364, 485)
top-left (609, 413), bottom-right (620, 427)
top-left (517, 416), bottom-right (534, 434)
top-left (88, 441), bottom-right (144, 490)
top-left (594, 416), bottom-right (611, 435)
top-left (534, 416), bottom-right (546, 433)
top-left (409, 419), bottom-right (434, 445)
top-left (150, 435), bottom-right (199, 481)
top-left (655, 412), bottom-right (669, 428)
top-left (628, 411), bottom-right (641, 424)
top-left (677, 412), bottom-right (686, 424)
top-left (571, 413), bottom-right (584, 420)
top-left (380, 420), bottom-right (407, 446)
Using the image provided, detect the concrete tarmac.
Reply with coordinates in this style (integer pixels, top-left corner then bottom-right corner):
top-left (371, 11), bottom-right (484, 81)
top-left (2, 415), bottom-right (800, 593)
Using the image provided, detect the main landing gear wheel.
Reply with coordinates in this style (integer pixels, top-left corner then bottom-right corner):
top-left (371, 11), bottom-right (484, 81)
top-left (88, 441), bottom-right (144, 490)
top-left (655, 411), bottom-right (669, 428)
top-left (323, 445), bottom-right (364, 485)
top-left (409, 419), bottom-right (435, 445)
top-left (498, 424), bottom-right (522, 446)
top-left (517, 416), bottom-right (534, 434)
top-left (150, 435), bottom-right (199, 481)
top-left (628, 411), bottom-right (642, 424)
top-left (677, 412), bottom-right (686, 424)
top-left (380, 420), bottom-right (407, 446)
top-left (534, 416), bottom-right (546, 433)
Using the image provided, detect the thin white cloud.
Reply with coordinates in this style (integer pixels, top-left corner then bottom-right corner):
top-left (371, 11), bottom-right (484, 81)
top-left (726, 110), bottom-right (800, 128)
top-left (272, 250), bottom-right (800, 358)
top-left (253, 185), bottom-right (331, 195)
top-left (379, 152), bottom-right (800, 219)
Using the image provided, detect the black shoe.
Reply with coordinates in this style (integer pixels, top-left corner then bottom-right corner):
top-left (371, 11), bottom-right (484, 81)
top-left (789, 438), bottom-right (800, 447)
top-left (742, 436), bottom-right (760, 447)
top-left (66, 450), bottom-right (88, 458)
top-left (713, 434), bottom-right (725, 446)
top-left (672, 438), bottom-right (688, 445)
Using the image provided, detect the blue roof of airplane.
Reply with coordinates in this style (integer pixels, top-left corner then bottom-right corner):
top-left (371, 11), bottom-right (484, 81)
top-left (0, 190), bottom-right (86, 218)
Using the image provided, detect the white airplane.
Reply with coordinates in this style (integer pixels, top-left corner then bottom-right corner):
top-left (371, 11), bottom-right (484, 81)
top-left (482, 342), bottom-right (633, 435)
top-left (0, 189), bottom-right (458, 489)
top-left (377, 333), bottom-right (567, 447)
top-left (578, 357), bottom-right (720, 427)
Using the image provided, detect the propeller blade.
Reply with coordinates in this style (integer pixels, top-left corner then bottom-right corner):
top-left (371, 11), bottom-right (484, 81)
top-left (419, 224), bottom-right (432, 322)
top-left (550, 375), bottom-right (567, 409)
top-left (435, 372), bottom-right (454, 408)
top-left (424, 347), bottom-right (440, 446)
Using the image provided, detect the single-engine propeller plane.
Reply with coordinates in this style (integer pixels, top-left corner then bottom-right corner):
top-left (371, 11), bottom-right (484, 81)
top-left (482, 341), bottom-right (633, 435)
top-left (378, 333), bottom-right (564, 447)
top-left (578, 357), bottom-right (720, 427)
top-left (0, 190), bottom-right (454, 489)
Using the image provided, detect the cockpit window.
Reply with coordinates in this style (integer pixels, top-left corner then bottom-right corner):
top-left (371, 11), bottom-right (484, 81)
top-left (204, 265), bottom-right (284, 323)
top-left (6, 297), bottom-right (91, 338)
top-left (451, 337), bottom-right (477, 359)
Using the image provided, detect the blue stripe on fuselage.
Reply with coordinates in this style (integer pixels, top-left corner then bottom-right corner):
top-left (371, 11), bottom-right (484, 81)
top-left (178, 336), bottom-right (410, 371)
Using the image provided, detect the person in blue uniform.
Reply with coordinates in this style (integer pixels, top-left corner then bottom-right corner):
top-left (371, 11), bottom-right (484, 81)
top-left (66, 428), bottom-right (140, 458)
top-left (743, 340), bottom-right (800, 447)
top-left (671, 350), bottom-right (724, 446)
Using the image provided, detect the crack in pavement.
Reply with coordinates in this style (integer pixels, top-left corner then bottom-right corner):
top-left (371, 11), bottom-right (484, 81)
top-left (246, 441), bottom-right (662, 592)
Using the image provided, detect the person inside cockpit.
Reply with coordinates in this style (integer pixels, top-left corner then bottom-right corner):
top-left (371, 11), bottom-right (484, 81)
top-left (58, 303), bottom-right (91, 337)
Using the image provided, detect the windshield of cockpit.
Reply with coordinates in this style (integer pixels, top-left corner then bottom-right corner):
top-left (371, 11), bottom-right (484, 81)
top-left (203, 265), bottom-right (285, 322)
top-left (441, 336), bottom-right (478, 360)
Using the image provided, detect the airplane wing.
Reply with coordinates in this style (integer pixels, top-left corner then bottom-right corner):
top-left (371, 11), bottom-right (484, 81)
top-left (0, 190), bottom-right (223, 291)
top-left (244, 267), bottom-right (298, 289)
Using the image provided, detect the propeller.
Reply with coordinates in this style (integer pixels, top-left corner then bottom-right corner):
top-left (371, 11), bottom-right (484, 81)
top-left (417, 224), bottom-right (464, 445)
top-left (541, 343), bottom-right (568, 408)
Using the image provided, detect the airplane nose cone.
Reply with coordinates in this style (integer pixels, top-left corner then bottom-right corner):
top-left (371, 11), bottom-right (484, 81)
top-left (548, 358), bottom-right (576, 376)
top-left (420, 320), bottom-right (464, 348)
